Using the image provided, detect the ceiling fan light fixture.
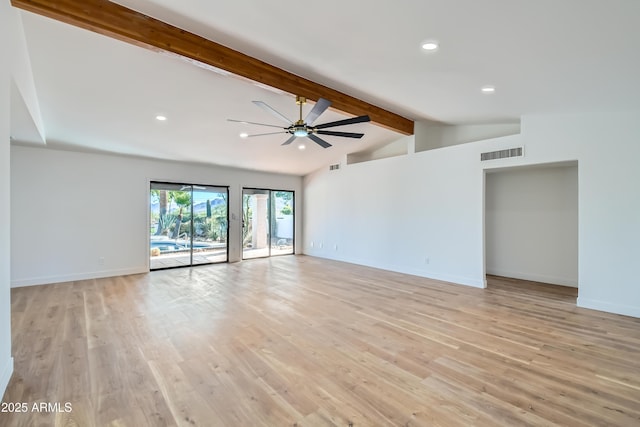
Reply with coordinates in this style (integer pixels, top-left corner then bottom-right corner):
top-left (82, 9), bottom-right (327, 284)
top-left (293, 127), bottom-right (308, 137)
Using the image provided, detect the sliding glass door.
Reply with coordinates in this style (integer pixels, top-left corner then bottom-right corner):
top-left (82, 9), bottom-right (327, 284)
top-left (150, 182), bottom-right (228, 270)
top-left (242, 188), bottom-right (294, 259)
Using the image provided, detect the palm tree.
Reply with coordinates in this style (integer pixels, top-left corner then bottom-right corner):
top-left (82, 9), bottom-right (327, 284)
top-left (155, 190), bottom-right (168, 235)
top-left (170, 191), bottom-right (192, 240)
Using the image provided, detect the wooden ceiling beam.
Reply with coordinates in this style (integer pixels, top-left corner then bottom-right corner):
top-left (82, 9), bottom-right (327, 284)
top-left (11, 0), bottom-right (414, 135)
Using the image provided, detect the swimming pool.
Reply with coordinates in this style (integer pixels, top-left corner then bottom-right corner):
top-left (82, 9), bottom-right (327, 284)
top-left (150, 240), bottom-right (214, 253)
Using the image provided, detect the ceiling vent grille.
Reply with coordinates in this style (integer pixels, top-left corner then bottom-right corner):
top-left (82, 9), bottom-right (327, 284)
top-left (329, 164), bottom-right (340, 171)
top-left (480, 147), bottom-right (524, 161)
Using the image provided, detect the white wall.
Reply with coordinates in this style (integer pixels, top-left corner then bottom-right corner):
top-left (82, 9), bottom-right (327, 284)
top-left (304, 134), bottom-right (493, 287)
top-left (525, 113), bottom-right (640, 317)
top-left (485, 164), bottom-right (578, 287)
top-left (304, 111), bottom-right (640, 318)
top-left (0, 0), bottom-right (15, 400)
top-left (10, 145), bottom-right (302, 286)
top-left (415, 121), bottom-right (521, 151)
top-left (347, 135), bottom-right (411, 164)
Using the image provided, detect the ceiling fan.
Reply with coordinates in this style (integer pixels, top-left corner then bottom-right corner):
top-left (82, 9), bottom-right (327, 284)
top-left (228, 96), bottom-right (370, 148)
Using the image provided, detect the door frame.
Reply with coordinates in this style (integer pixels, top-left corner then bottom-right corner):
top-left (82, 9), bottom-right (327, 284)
top-left (241, 187), bottom-right (296, 260)
top-left (149, 181), bottom-right (230, 271)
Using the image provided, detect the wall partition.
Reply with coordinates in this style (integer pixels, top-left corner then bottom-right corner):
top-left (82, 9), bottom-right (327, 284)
top-left (242, 188), bottom-right (295, 259)
top-left (150, 182), bottom-right (228, 270)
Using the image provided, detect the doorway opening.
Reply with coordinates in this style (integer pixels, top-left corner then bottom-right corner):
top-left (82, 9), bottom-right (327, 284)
top-left (242, 188), bottom-right (295, 259)
top-left (150, 182), bottom-right (229, 270)
top-left (484, 161), bottom-right (578, 291)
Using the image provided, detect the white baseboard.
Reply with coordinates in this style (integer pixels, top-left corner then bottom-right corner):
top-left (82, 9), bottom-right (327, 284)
top-left (577, 297), bottom-right (640, 319)
top-left (11, 267), bottom-right (147, 288)
top-left (0, 356), bottom-right (14, 400)
top-left (486, 268), bottom-right (578, 288)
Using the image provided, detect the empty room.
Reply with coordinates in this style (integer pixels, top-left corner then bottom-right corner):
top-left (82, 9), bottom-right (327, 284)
top-left (1, 0), bottom-right (640, 426)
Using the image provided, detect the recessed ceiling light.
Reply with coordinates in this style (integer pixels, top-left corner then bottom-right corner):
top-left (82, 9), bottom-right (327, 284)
top-left (298, 144), bottom-right (306, 150)
top-left (481, 86), bottom-right (496, 94)
top-left (239, 132), bottom-right (249, 139)
top-left (155, 115), bottom-right (167, 121)
top-left (421, 41), bottom-right (439, 51)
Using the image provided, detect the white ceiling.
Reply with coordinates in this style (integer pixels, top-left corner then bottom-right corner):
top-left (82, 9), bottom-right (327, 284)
top-left (14, 0), bottom-right (640, 175)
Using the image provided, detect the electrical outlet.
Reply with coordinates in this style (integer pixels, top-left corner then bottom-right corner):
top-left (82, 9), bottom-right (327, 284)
top-left (424, 256), bottom-right (430, 264)
top-left (98, 257), bottom-right (105, 266)
top-left (310, 241), bottom-right (314, 248)
top-left (334, 244), bottom-right (338, 251)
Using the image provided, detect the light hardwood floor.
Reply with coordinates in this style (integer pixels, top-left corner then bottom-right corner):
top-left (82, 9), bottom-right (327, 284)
top-left (3, 256), bottom-right (640, 426)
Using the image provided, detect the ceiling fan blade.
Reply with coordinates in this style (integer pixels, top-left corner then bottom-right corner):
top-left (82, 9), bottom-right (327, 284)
top-left (281, 135), bottom-right (297, 146)
top-left (252, 101), bottom-right (292, 124)
top-left (315, 115), bottom-right (371, 130)
top-left (246, 131), bottom-right (287, 137)
top-left (304, 98), bottom-right (331, 125)
top-left (308, 134), bottom-right (332, 148)
top-left (227, 119), bottom-right (283, 129)
top-left (316, 130), bottom-right (364, 139)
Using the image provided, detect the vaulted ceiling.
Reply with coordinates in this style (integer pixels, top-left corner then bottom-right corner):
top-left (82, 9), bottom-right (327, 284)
top-left (10, 0), bottom-right (640, 175)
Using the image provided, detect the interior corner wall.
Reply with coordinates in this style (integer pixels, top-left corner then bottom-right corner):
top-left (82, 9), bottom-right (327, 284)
top-left (485, 165), bottom-right (578, 287)
top-left (10, 145), bottom-right (302, 287)
top-left (303, 111), bottom-right (640, 318)
top-left (10, 9), bottom-right (45, 144)
top-left (1, 0), bottom-right (15, 400)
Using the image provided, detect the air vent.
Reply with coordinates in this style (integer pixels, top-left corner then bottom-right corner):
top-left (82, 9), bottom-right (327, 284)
top-left (480, 147), bottom-right (524, 161)
top-left (329, 164), bottom-right (340, 171)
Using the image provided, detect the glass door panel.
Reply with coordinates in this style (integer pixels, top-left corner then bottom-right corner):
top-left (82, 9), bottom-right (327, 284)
top-left (192, 186), bottom-right (228, 265)
top-left (150, 183), bottom-right (192, 269)
top-left (271, 191), bottom-right (294, 255)
top-left (242, 189), bottom-right (271, 259)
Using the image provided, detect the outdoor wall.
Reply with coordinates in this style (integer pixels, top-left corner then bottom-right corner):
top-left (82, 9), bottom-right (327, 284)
top-left (0, 0), bottom-right (15, 400)
top-left (485, 164), bottom-right (578, 287)
top-left (303, 111), bottom-right (640, 318)
top-left (10, 145), bottom-right (302, 287)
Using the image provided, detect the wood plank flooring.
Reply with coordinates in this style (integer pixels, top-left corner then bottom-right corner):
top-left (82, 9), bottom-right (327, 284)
top-left (3, 256), bottom-right (640, 426)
